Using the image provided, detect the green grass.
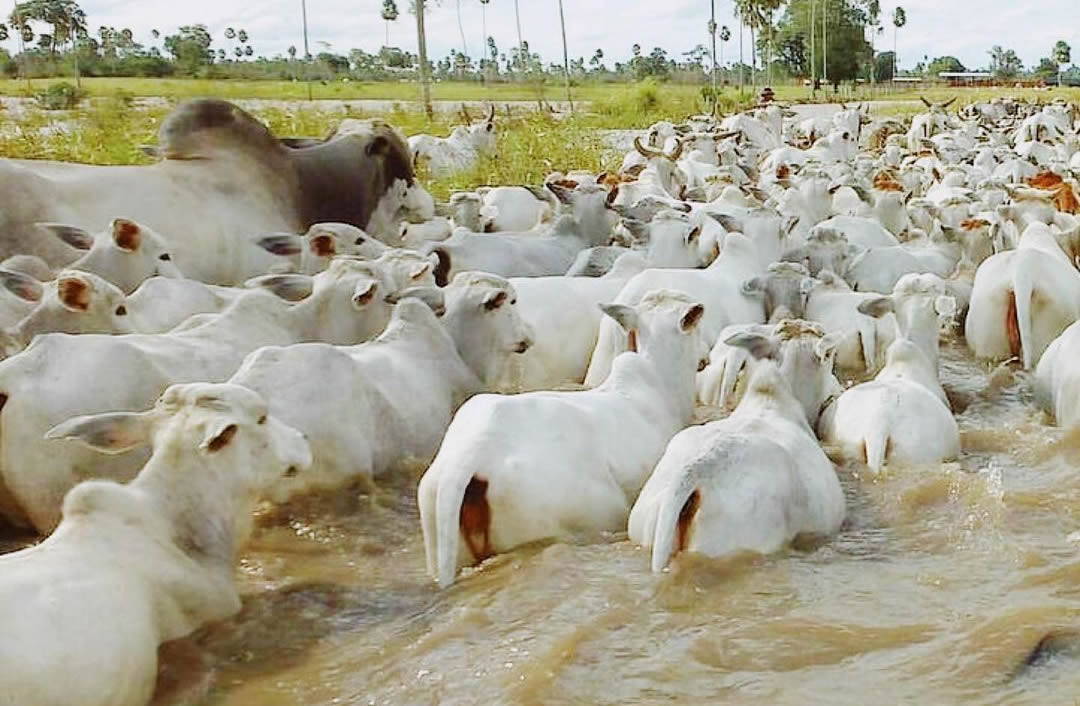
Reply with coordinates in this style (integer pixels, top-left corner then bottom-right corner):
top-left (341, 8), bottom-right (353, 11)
top-left (2, 78), bottom-right (1079, 206)
top-left (0, 98), bottom-right (619, 201)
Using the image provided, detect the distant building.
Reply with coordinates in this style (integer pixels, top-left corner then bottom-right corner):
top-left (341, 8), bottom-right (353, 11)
top-left (938, 71), bottom-right (993, 86)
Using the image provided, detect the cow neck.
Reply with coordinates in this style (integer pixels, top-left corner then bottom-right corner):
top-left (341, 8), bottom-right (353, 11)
top-left (289, 139), bottom-right (377, 230)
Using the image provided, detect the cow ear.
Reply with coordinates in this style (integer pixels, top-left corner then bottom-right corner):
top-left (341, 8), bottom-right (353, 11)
top-left (255, 234), bottom-right (303, 257)
top-left (709, 213), bottom-right (741, 232)
top-left (352, 279), bottom-right (379, 308)
top-left (57, 274), bottom-right (92, 312)
top-left (857, 296), bottom-right (895, 319)
top-left (741, 277), bottom-right (766, 297)
top-left (482, 289), bottom-right (508, 311)
top-left (546, 182), bottom-right (575, 205)
top-left (680, 303), bottom-right (705, 332)
top-left (201, 421), bottom-right (238, 454)
top-left (0, 268), bottom-right (44, 302)
top-left (110, 219), bottom-right (142, 252)
top-left (816, 332), bottom-right (843, 361)
top-left (246, 274), bottom-right (314, 302)
top-left (686, 226), bottom-right (702, 244)
top-left (45, 411), bottom-right (152, 454)
top-left (725, 332), bottom-right (779, 361)
top-left (599, 303), bottom-right (639, 333)
top-left (365, 135), bottom-right (391, 157)
top-left (38, 223), bottom-right (94, 251)
top-left (622, 218), bottom-right (650, 245)
top-left (308, 233), bottom-right (337, 258)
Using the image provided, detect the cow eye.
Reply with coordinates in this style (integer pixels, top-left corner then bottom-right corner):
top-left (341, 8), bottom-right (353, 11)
top-left (159, 253), bottom-right (171, 261)
top-left (258, 415), bottom-right (267, 425)
top-left (115, 305), bottom-right (127, 316)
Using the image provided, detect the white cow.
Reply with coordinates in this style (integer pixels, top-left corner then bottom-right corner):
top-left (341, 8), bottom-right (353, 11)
top-left (819, 337), bottom-right (959, 474)
top-left (478, 185), bottom-right (556, 232)
top-left (630, 321), bottom-right (845, 570)
top-left (1035, 321), bottom-right (1080, 429)
top-left (0, 258), bottom-right (414, 532)
top-left (0, 383), bottom-right (311, 706)
top-left (408, 106), bottom-right (497, 177)
top-left (500, 253), bottom-right (649, 392)
top-left (37, 219), bottom-right (182, 294)
top-left (424, 182), bottom-right (614, 284)
top-left (0, 270), bottom-right (131, 359)
top-left (966, 222), bottom-right (1080, 369)
top-left (418, 290), bottom-right (709, 586)
top-left (253, 222), bottom-right (389, 274)
top-left (584, 233), bottom-right (764, 387)
top-left (233, 278), bottom-right (532, 498)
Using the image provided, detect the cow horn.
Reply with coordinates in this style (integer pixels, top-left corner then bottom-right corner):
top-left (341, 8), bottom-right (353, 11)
top-left (939, 97), bottom-right (958, 110)
top-left (460, 103), bottom-right (473, 124)
top-left (665, 138), bottom-right (685, 162)
top-left (920, 96), bottom-right (933, 109)
top-left (486, 103), bottom-right (496, 123)
top-left (634, 136), bottom-right (662, 158)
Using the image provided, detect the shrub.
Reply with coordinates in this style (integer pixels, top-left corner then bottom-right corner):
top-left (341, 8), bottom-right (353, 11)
top-left (35, 82), bottom-right (86, 110)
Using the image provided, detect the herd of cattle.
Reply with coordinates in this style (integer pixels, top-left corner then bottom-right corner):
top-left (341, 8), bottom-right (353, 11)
top-left (0, 93), bottom-right (1079, 703)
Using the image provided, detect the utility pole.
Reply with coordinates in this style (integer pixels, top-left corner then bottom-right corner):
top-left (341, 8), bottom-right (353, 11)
top-left (415, 0), bottom-right (433, 118)
top-left (557, 0), bottom-right (572, 111)
top-left (301, 0), bottom-right (312, 100)
top-left (708, 0), bottom-right (717, 106)
top-left (810, 0), bottom-right (816, 90)
top-left (822, 0), bottom-right (829, 85)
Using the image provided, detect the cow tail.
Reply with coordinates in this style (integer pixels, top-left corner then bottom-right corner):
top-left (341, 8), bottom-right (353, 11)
top-left (1011, 268), bottom-right (1035, 369)
top-left (435, 469), bottom-right (491, 587)
top-left (651, 482), bottom-right (701, 573)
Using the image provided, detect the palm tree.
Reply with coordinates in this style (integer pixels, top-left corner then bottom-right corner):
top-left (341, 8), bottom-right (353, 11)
top-left (455, 0), bottom-right (468, 60)
top-left (513, 0), bottom-right (524, 76)
top-left (381, 0), bottom-right (399, 47)
top-left (719, 24), bottom-right (730, 72)
top-left (892, 6), bottom-right (906, 79)
top-left (708, 1), bottom-right (717, 98)
top-left (479, 0), bottom-right (490, 47)
top-left (866, 0), bottom-right (880, 89)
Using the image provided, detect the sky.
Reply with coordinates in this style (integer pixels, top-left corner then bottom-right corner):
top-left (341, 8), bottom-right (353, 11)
top-left (3, 0), bottom-right (1077, 72)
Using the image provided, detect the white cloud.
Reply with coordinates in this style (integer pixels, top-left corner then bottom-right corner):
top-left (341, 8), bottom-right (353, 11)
top-left (6, 0), bottom-right (1077, 74)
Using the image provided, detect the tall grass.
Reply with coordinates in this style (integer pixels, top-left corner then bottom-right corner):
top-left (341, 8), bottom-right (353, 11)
top-left (0, 100), bottom-right (618, 202)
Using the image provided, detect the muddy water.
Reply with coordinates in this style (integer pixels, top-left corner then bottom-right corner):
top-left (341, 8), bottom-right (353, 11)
top-left (6, 337), bottom-right (1080, 705)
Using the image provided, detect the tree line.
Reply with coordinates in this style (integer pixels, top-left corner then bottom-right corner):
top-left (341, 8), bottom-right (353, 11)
top-left (0, 0), bottom-right (1076, 88)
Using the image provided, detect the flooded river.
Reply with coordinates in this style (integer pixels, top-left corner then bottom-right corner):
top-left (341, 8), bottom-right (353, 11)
top-left (6, 337), bottom-right (1080, 705)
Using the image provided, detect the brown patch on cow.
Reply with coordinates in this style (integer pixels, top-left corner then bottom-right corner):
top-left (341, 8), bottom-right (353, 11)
top-left (309, 234), bottom-right (336, 258)
top-left (57, 276), bottom-right (91, 312)
top-left (872, 171), bottom-right (905, 192)
top-left (627, 329), bottom-right (638, 353)
top-left (960, 218), bottom-right (992, 231)
top-left (111, 219), bottom-right (142, 251)
top-left (205, 424), bottom-right (237, 453)
top-left (1028, 171), bottom-right (1065, 189)
top-left (1024, 171), bottom-right (1080, 214)
top-left (776, 164), bottom-right (791, 181)
top-left (606, 184), bottom-right (619, 206)
top-left (460, 476), bottom-right (494, 564)
top-left (550, 179), bottom-right (579, 189)
top-left (677, 489), bottom-right (701, 554)
top-left (1006, 291), bottom-right (1021, 359)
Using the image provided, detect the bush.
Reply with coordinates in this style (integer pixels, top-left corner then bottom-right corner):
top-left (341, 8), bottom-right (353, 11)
top-left (35, 82), bottom-right (86, 110)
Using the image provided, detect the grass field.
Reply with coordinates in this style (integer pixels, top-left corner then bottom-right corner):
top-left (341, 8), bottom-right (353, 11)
top-left (1, 78), bottom-right (1078, 201)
